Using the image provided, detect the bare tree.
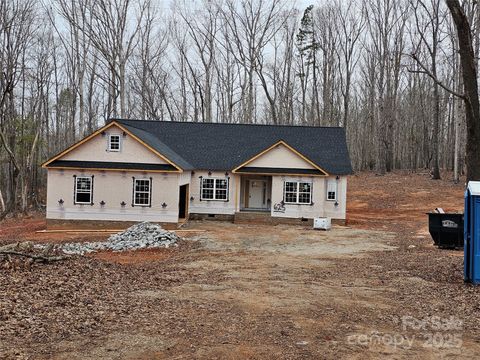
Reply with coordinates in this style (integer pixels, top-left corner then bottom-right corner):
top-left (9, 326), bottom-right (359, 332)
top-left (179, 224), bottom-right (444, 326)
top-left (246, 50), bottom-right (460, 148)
top-left (79, 0), bottom-right (146, 118)
top-left (409, 0), bottom-right (447, 179)
top-left (219, 0), bottom-right (288, 124)
top-left (129, 1), bottom-right (173, 120)
top-left (365, 0), bottom-right (409, 174)
top-left (0, 0), bottom-right (37, 218)
top-left (446, 0), bottom-right (480, 181)
top-left (335, 0), bottom-right (365, 132)
top-left (53, 0), bottom-right (94, 138)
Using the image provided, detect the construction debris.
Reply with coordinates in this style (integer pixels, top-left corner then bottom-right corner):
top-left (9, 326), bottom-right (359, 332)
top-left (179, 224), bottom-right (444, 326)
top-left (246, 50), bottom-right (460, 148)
top-left (59, 222), bottom-right (180, 255)
top-left (0, 242), bottom-right (67, 270)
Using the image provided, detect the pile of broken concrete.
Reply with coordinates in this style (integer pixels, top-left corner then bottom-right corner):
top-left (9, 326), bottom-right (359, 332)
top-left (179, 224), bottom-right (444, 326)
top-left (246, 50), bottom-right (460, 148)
top-left (59, 222), bottom-right (180, 255)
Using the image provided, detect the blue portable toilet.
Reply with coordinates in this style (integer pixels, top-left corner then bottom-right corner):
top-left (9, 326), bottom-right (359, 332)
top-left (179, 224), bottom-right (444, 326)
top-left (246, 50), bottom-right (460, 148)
top-left (464, 181), bottom-right (480, 284)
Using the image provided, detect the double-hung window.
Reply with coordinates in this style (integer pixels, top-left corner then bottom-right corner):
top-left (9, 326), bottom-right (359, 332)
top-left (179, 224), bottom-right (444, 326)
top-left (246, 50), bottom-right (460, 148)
top-left (284, 181), bottom-right (312, 204)
top-left (108, 134), bottom-right (121, 152)
top-left (133, 178), bottom-right (151, 206)
top-left (74, 176), bottom-right (93, 204)
top-left (326, 179), bottom-right (337, 201)
top-left (201, 178), bottom-right (228, 201)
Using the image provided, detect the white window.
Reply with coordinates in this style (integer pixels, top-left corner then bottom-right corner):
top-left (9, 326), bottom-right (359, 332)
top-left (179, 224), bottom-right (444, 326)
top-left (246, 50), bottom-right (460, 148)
top-left (327, 179), bottom-right (337, 201)
top-left (74, 176), bottom-right (93, 204)
top-left (108, 134), bottom-right (121, 152)
top-left (284, 181), bottom-right (312, 204)
top-left (201, 178), bottom-right (228, 201)
top-left (133, 178), bottom-right (151, 206)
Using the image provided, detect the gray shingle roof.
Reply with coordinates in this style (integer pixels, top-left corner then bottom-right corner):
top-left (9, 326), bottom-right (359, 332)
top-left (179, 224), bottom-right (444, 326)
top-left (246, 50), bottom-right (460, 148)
top-left (120, 123), bottom-right (193, 170)
top-left (114, 119), bottom-right (353, 175)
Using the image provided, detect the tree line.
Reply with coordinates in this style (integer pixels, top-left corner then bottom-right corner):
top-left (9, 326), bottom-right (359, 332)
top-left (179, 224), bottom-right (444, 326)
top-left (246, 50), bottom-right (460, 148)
top-left (0, 0), bottom-right (478, 216)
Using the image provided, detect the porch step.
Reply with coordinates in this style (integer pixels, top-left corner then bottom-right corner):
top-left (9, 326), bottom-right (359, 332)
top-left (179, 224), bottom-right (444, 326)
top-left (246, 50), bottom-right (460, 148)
top-left (234, 211), bottom-right (272, 224)
top-left (234, 211), bottom-right (315, 226)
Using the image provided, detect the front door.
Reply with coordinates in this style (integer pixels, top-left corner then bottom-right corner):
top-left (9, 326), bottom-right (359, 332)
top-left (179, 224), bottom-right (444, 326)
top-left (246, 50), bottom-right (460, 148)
top-left (248, 180), bottom-right (267, 209)
top-left (178, 184), bottom-right (189, 219)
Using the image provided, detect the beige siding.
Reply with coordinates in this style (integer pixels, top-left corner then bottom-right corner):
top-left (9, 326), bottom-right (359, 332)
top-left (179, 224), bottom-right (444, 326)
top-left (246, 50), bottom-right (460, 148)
top-left (270, 175), bottom-right (347, 220)
top-left (46, 169), bottom-right (179, 223)
top-left (188, 171), bottom-right (238, 215)
top-left (178, 171), bottom-right (191, 186)
top-left (246, 143), bottom-right (316, 169)
top-left (62, 124), bottom-right (166, 164)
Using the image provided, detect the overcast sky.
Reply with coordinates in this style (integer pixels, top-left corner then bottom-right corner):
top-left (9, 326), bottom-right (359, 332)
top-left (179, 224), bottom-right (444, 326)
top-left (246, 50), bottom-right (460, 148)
top-left (152, 0), bottom-right (324, 12)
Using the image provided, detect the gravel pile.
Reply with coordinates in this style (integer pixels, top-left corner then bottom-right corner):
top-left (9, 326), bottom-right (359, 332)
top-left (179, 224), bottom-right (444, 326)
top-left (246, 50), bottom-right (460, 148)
top-left (59, 222), bottom-right (180, 255)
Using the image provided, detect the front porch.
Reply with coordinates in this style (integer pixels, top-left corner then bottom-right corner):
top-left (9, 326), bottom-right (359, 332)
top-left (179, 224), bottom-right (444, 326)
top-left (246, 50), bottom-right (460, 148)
top-left (239, 175), bottom-right (272, 212)
top-left (236, 174), bottom-right (311, 225)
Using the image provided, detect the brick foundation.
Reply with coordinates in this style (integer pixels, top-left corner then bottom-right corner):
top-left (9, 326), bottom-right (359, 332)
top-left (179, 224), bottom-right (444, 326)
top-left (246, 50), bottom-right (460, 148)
top-left (234, 216), bottom-right (313, 226)
top-left (46, 218), bottom-right (179, 230)
top-left (189, 213), bottom-right (235, 222)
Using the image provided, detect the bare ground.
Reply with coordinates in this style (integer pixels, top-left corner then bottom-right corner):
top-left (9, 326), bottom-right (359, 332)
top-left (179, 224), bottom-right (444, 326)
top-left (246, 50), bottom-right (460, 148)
top-left (0, 171), bottom-right (479, 359)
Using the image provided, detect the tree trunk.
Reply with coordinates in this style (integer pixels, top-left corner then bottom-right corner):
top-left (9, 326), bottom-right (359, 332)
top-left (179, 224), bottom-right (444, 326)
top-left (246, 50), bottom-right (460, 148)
top-left (432, 80), bottom-right (441, 179)
top-left (446, 0), bottom-right (480, 181)
top-left (454, 90), bottom-right (462, 183)
top-left (0, 189), bottom-right (5, 213)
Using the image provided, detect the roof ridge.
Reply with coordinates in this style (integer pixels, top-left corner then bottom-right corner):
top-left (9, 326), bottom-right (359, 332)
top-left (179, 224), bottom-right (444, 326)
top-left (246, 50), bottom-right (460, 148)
top-left (112, 118), bottom-right (345, 130)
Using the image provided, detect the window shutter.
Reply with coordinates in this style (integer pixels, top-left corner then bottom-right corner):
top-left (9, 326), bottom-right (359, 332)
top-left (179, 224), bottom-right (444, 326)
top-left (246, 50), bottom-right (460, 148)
top-left (132, 176), bottom-right (136, 207)
top-left (149, 177), bottom-right (152, 208)
top-left (90, 175), bottom-right (94, 205)
top-left (199, 176), bottom-right (203, 201)
top-left (226, 177), bottom-right (230, 202)
top-left (310, 181), bottom-right (314, 205)
top-left (73, 175), bottom-right (77, 204)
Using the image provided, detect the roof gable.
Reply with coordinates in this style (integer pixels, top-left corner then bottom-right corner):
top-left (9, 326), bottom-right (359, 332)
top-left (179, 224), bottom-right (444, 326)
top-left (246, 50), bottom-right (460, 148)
top-left (232, 140), bottom-right (328, 175)
top-left (60, 124), bottom-right (164, 164)
top-left (42, 121), bottom-right (185, 171)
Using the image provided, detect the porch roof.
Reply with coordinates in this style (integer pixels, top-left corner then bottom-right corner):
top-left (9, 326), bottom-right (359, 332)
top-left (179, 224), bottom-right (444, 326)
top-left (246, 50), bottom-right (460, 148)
top-left (235, 167), bottom-right (325, 176)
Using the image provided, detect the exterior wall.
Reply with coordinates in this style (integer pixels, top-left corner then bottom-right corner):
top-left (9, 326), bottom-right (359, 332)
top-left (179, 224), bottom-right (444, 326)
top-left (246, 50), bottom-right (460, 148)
top-left (46, 167), bottom-right (347, 225)
top-left (270, 175), bottom-right (347, 220)
top-left (178, 171), bottom-right (191, 186)
top-left (246, 143), bottom-right (316, 169)
top-left (188, 171), bottom-right (238, 215)
top-left (324, 176), bottom-right (347, 219)
top-left (62, 124), bottom-right (166, 164)
top-left (46, 169), bottom-right (179, 223)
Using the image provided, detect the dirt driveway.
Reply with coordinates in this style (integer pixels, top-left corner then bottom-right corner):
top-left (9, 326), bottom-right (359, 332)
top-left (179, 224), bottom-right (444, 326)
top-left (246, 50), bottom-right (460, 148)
top-left (1, 171), bottom-right (480, 359)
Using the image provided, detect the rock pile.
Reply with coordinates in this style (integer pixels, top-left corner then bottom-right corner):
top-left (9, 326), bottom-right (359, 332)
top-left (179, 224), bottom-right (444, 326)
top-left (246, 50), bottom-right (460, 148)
top-left (60, 222), bottom-right (180, 255)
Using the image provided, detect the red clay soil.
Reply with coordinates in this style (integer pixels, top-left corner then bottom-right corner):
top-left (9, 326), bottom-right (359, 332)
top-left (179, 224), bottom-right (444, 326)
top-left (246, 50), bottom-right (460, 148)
top-left (347, 170), bottom-right (464, 232)
top-left (1, 170), bottom-right (477, 360)
top-left (0, 214), bottom-right (110, 246)
top-left (0, 214), bottom-right (46, 243)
